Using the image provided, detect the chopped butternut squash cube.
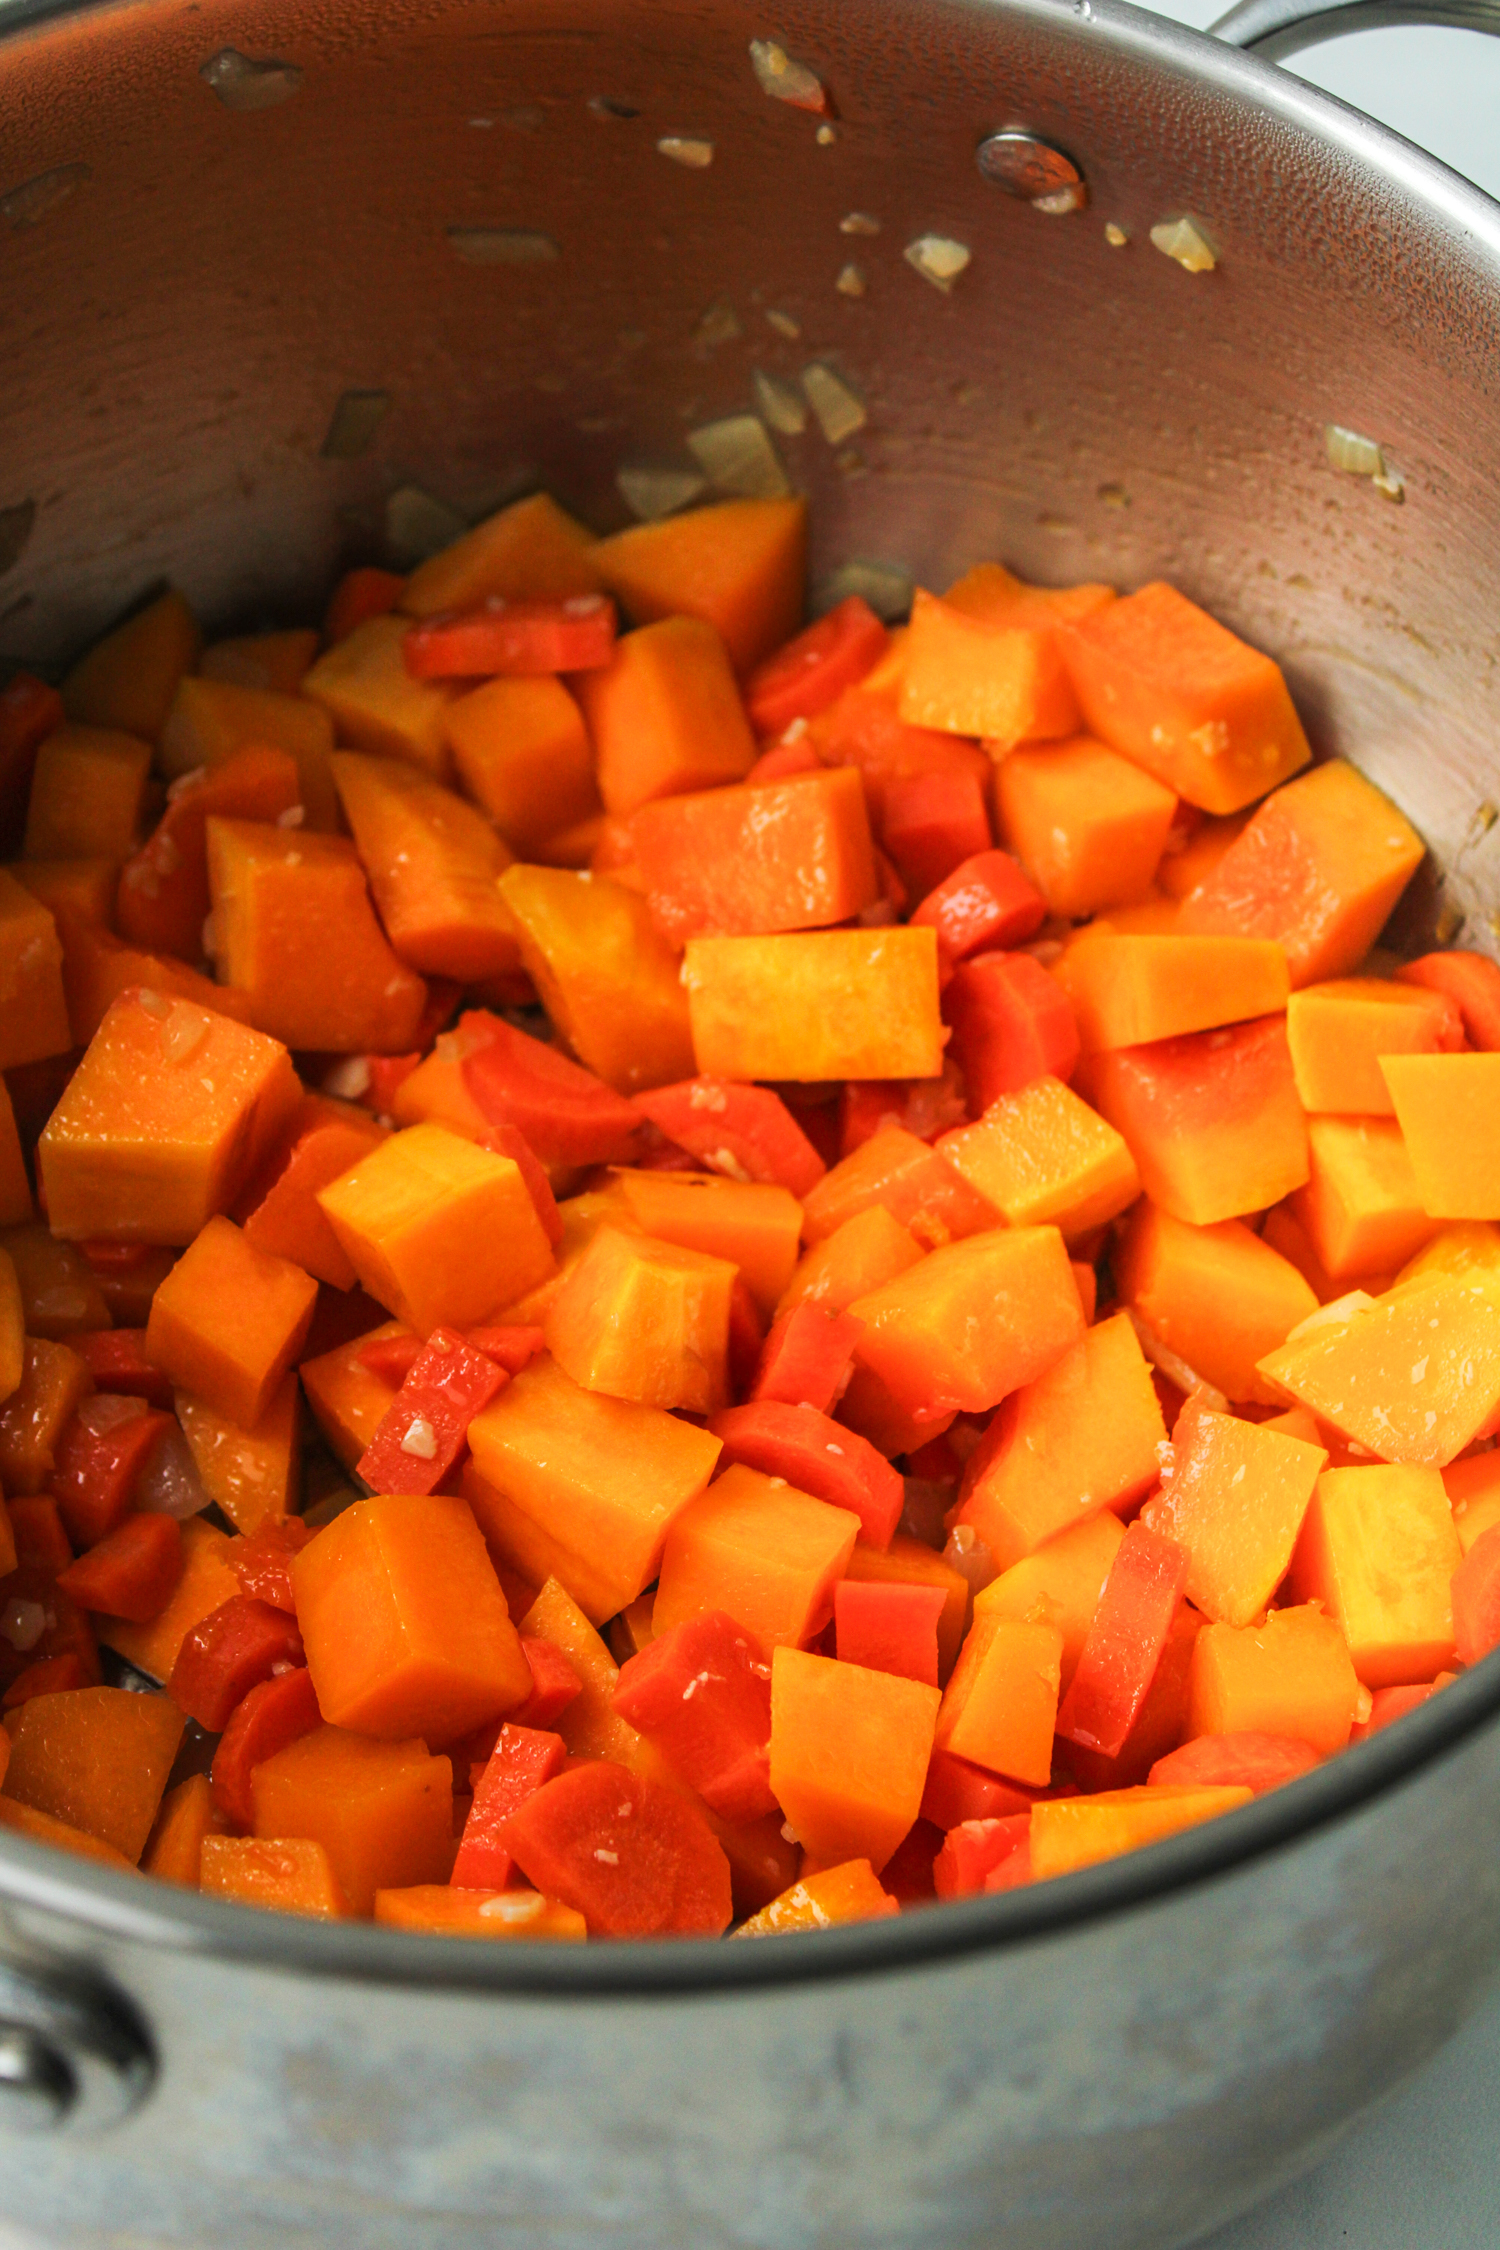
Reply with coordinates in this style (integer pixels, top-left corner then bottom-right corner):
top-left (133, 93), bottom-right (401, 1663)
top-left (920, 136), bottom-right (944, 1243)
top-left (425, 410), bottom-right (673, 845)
top-left (201, 1834), bottom-right (350, 1918)
top-left (769, 1646), bottom-right (938, 1870)
top-left (1290, 1116), bottom-right (1436, 1282)
top-left (0, 868), bottom-right (69, 1070)
top-left (1187, 1604), bottom-right (1361, 1755)
top-left (936, 1077), bottom-right (1140, 1240)
top-left (685, 928), bottom-right (944, 1083)
top-left (175, 1373), bottom-right (300, 1535)
top-left (301, 614), bottom-right (457, 779)
top-left (654, 1463), bottom-right (861, 1649)
top-left (1381, 1053), bottom-right (1500, 1220)
top-left (544, 1224), bottom-right (736, 1413)
top-left (591, 497), bottom-right (807, 674)
top-left (498, 864), bottom-right (696, 1094)
top-left (849, 1224), bottom-right (1084, 1422)
top-left (1054, 933), bottom-right (1289, 1053)
top-left (1115, 1201), bottom-right (1318, 1404)
top-left (3, 1686), bottom-right (183, 1862)
top-left (1141, 1411), bottom-right (1326, 1627)
top-left (62, 588), bottom-right (200, 741)
top-left (1030, 1784), bottom-right (1253, 1879)
top-left (23, 724), bottom-right (151, 859)
top-left (159, 677), bottom-right (339, 830)
top-left (402, 492), bottom-right (602, 615)
top-left (330, 751), bottom-right (520, 982)
top-left (251, 1727), bottom-right (454, 1916)
top-left (1289, 1463), bottom-right (1460, 1688)
top-left (146, 1216), bottom-right (317, 1427)
top-left (444, 675), bottom-right (601, 855)
top-left (1286, 977), bottom-right (1461, 1115)
top-left (995, 733), bottom-right (1178, 918)
top-left (573, 615), bottom-right (756, 816)
top-left (934, 1615), bottom-right (1062, 1786)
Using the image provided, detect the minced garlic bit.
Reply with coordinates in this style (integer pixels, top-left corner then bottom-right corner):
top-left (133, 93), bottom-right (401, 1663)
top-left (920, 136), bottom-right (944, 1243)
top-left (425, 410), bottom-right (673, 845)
top-left (835, 263), bottom-right (867, 299)
top-left (801, 362), bottom-right (866, 445)
top-left (840, 212), bottom-right (879, 236)
top-left (399, 1417), bottom-right (439, 1461)
top-left (752, 368), bottom-right (808, 437)
top-left (904, 234), bottom-right (970, 293)
top-left (616, 464), bottom-right (706, 523)
top-left (749, 38), bottom-right (829, 113)
top-left (323, 1054), bottom-right (372, 1100)
top-left (765, 308), bottom-right (801, 340)
top-left (657, 134), bottom-right (714, 169)
top-left (1149, 216), bottom-right (1217, 273)
top-left (137, 987), bottom-right (170, 1019)
top-left (687, 413), bottom-right (790, 500)
top-left (479, 1892), bottom-right (544, 1922)
top-left (1104, 222), bottom-right (1129, 247)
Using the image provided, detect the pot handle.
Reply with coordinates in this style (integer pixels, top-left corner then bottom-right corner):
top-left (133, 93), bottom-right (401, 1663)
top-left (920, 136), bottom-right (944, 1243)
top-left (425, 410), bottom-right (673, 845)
top-left (1212, 0), bottom-right (1500, 61)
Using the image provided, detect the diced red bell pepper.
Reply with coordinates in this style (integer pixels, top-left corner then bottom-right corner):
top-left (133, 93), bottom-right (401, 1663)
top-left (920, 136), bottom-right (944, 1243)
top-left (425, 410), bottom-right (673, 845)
top-left (920, 1749), bottom-right (1040, 1831)
top-left (612, 1611), bottom-right (777, 1824)
top-left (56, 1511), bottom-right (184, 1623)
top-left (1056, 1524), bottom-right (1190, 1759)
top-left (168, 1596), bottom-right (306, 1731)
top-left (709, 1400), bottom-right (904, 1550)
top-left (750, 1302), bottom-right (864, 1416)
top-left (837, 1062), bottom-right (969, 1157)
top-left (69, 1330), bottom-right (176, 1410)
top-left (0, 671), bottom-right (64, 850)
top-left (985, 1838), bottom-right (1033, 1893)
top-left (476, 1119), bottom-right (563, 1247)
top-left (1148, 1732), bottom-right (1320, 1793)
top-left (745, 597), bottom-right (888, 737)
top-left (833, 1580), bottom-right (946, 1688)
top-left (1452, 1523), bottom-right (1500, 1666)
top-left (356, 1331), bottom-right (423, 1387)
top-left (356, 1327), bottom-right (510, 1496)
top-left (1348, 1681), bottom-right (1453, 1745)
top-left (210, 1664), bottom-right (323, 1826)
top-left (510, 1637), bottom-right (584, 1729)
top-left (325, 565), bottom-right (405, 645)
top-left (462, 1326), bottom-right (547, 1376)
top-left (943, 950), bottom-right (1080, 1112)
top-left (403, 595), bottom-right (617, 680)
top-left (745, 736), bottom-right (825, 785)
top-left (1, 1654), bottom-right (88, 1710)
top-left (51, 1402), bottom-right (177, 1550)
top-left (227, 1518), bottom-right (314, 1614)
top-left (632, 1079), bottom-right (826, 1198)
top-left (460, 1014), bottom-right (643, 1167)
top-left (880, 1816), bottom-right (941, 1904)
top-left (5, 1496), bottom-right (73, 1577)
top-left (1397, 950), bottom-right (1500, 1050)
top-left (501, 1758), bottom-right (734, 1937)
top-left (450, 1722), bottom-right (568, 1890)
top-left (910, 849), bottom-right (1048, 966)
top-left (933, 1813), bottom-right (1032, 1900)
top-left (880, 770), bottom-right (993, 900)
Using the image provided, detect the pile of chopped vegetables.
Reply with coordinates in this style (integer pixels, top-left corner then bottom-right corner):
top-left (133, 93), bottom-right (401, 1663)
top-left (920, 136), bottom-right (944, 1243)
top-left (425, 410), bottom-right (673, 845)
top-left (1, 488), bottom-right (1498, 1941)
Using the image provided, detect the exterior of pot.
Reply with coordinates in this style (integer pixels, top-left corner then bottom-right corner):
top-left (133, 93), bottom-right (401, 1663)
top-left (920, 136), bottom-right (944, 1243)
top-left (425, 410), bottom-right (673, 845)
top-left (3, 0), bottom-right (1500, 2243)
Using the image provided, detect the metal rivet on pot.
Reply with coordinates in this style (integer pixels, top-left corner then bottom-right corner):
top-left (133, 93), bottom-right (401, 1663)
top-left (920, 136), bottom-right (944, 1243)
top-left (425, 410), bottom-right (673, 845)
top-left (0, 2025), bottom-right (75, 2132)
top-left (977, 132), bottom-right (1087, 214)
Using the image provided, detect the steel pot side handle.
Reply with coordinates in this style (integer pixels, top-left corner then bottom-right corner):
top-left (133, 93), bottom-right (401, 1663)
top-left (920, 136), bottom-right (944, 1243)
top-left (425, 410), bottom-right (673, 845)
top-left (1212, 0), bottom-right (1500, 62)
top-left (0, 1952), bottom-right (153, 2134)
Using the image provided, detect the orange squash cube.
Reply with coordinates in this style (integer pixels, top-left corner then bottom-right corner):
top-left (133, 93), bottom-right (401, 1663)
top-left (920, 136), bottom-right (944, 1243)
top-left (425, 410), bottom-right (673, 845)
top-left (2, 1686), bottom-right (184, 1861)
top-left (685, 928), bottom-right (944, 1083)
top-left (973, 1510), bottom-right (1126, 1694)
top-left (1289, 1463), bottom-right (1461, 1688)
top-left (0, 1337), bottom-right (91, 1493)
top-left (0, 869), bottom-right (69, 1070)
top-left (146, 1216), bottom-right (317, 1427)
top-left (62, 587), bottom-right (200, 741)
top-left (23, 724), bottom-right (151, 860)
top-left (143, 1774), bottom-right (230, 1886)
top-left (574, 614), bottom-right (757, 816)
top-left (936, 1077), bottom-right (1140, 1240)
top-left (294, 1492), bottom-right (531, 1741)
top-left (898, 588), bottom-right (1083, 746)
top-left (242, 1116), bottom-right (389, 1290)
top-left (38, 989), bottom-right (300, 1243)
top-left (1054, 933), bottom-right (1289, 1054)
top-left (12, 856), bottom-right (120, 930)
top-left (318, 1121), bottom-right (555, 1334)
top-left (373, 1886), bottom-right (586, 1939)
top-left (401, 492), bottom-right (602, 615)
top-left (800, 1125), bottom-right (994, 1249)
top-left (251, 1726), bottom-right (454, 1915)
top-left (299, 1318), bottom-right (411, 1472)
top-left (1286, 977), bottom-right (1460, 1115)
top-left (734, 1857), bottom-right (898, 1936)
top-left (849, 1224), bottom-right (1084, 1421)
top-left (544, 1224), bottom-right (736, 1413)
top-left (97, 1516), bottom-right (238, 1682)
top-left (301, 615), bottom-right (457, 779)
top-left (934, 1615), bottom-right (1062, 1786)
top-left (1187, 1603), bottom-right (1361, 1754)
top-left (175, 1373), bottom-right (300, 1535)
top-left (769, 1646), bottom-right (938, 1870)
top-left (776, 1203), bottom-right (925, 1320)
top-left (1030, 1784), bottom-right (1253, 1880)
top-left (954, 1312), bottom-right (1165, 1569)
top-left (1115, 1202), bottom-right (1318, 1404)
top-left (497, 864), bottom-right (696, 1094)
top-left (0, 1795), bottom-right (135, 1871)
top-left (1141, 1410), bottom-right (1326, 1626)
top-left (330, 751), bottom-right (521, 982)
top-left (52, 911), bottom-right (258, 1049)
top-left (0, 1246), bottom-right (23, 1394)
top-left (516, 1579), bottom-right (677, 1786)
top-left (1381, 1053), bottom-right (1500, 1220)
top-left (628, 766), bottom-right (877, 942)
top-left (1397, 1221), bottom-right (1500, 1290)
top-left (605, 1169), bottom-right (803, 1318)
top-left (443, 674), bottom-right (601, 855)
top-left (995, 733), bottom-right (1178, 919)
top-left (159, 677), bottom-right (339, 830)
top-left (200, 627), bottom-right (320, 696)
top-left (591, 497), bottom-right (807, 675)
top-left (201, 1834), bottom-right (350, 1918)
top-left (466, 1354), bottom-right (721, 1624)
top-left (1290, 1116), bottom-right (1436, 1282)
top-left (654, 1463), bottom-right (861, 1648)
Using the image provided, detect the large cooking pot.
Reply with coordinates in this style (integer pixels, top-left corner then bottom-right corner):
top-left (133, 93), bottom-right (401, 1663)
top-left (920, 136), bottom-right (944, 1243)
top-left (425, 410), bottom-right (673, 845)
top-left (3, 0), bottom-right (1500, 2243)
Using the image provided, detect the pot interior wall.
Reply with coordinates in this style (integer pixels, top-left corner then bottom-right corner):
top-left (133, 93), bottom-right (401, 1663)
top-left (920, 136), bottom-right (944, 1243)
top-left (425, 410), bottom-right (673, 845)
top-left (1, 0), bottom-right (1498, 937)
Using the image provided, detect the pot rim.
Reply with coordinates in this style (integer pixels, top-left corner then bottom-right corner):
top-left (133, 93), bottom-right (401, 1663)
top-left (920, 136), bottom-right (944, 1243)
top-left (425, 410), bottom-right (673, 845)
top-left (3, 0), bottom-right (1500, 1990)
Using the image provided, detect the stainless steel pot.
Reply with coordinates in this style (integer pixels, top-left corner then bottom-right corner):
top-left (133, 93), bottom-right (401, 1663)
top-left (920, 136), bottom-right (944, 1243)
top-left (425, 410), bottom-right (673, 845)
top-left (3, 0), bottom-right (1500, 2242)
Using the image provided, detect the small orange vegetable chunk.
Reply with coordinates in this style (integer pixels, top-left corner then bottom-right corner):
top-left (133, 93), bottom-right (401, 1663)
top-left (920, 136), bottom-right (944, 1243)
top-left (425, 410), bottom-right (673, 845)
top-left (0, 1795), bottom-right (136, 1870)
top-left (842, 1534), bottom-right (970, 1683)
top-left (1257, 1271), bottom-right (1500, 1468)
top-left (800, 1125), bottom-right (993, 1249)
top-left (38, 989), bottom-right (300, 1243)
top-left (143, 1774), bottom-right (229, 1886)
top-left (301, 615), bottom-right (456, 779)
top-left (0, 1337), bottom-right (90, 1492)
top-left (1030, 1784), bottom-right (1254, 1879)
top-left (1055, 933), bottom-right (1289, 1053)
top-left (318, 1121), bottom-right (555, 1334)
top-left (295, 1493), bottom-right (531, 1742)
top-left (300, 1319), bottom-right (410, 1473)
top-left (444, 675), bottom-right (601, 856)
top-left (1381, 1054), bottom-right (1500, 1220)
top-left (1290, 1464), bottom-right (1460, 1688)
top-left (330, 752), bottom-right (520, 983)
top-left (1176, 759), bottom-right (1424, 984)
top-left (591, 496), bottom-right (807, 674)
top-left (629, 767), bottom-right (877, 941)
top-left (1059, 581), bottom-right (1312, 814)
top-left (466, 1355), bottom-right (721, 1624)
top-left (776, 1203), bottom-right (923, 1318)
top-left (98, 1518), bottom-right (238, 1683)
top-left (23, 724), bottom-right (151, 860)
top-left (685, 929), bottom-right (944, 1083)
top-left (995, 734), bottom-right (1178, 919)
top-left (654, 1464), bottom-right (861, 1649)
top-left (251, 1727), bottom-right (454, 1916)
top-left (2, 1686), bottom-right (184, 1862)
top-left (517, 1578), bottom-right (673, 1782)
top-left (575, 615), bottom-right (756, 816)
top-left (175, 1374), bottom-right (300, 1536)
top-left (374, 1886), bottom-right (586, 1940)
top-left (1285, 978), bottom-right (1461, 1115)
top-left (1115, 1203), bottom-right (1318, 1404)
top-left (0, 869), bottom-right (70, 1072)
top-left (936, 1078), bottom-right (1140, 1240)
top-left (733, 1858), bottom-right (898, 1936)
top-left (200, 627), bottom-right (319, 695)
top-left (544, 1224), bottom-right (735, 1414)
top-left (1141, 1410), bottom-right (1326, 1627)
top-left (242, 1115), bottom-right (388, 1290)
top-left (159, 678), bottom-right (339, 830)
top-left (973, 1511), bottom-right (1125, 1695)
top-left (849, 1224), bottom-right (1084, 1422)
top-left (1187, 1604), bottom-right (1362, 1755)
top-left (146, 1216), bottom-right (316, 1427)
top-left (1290, 1116), bottom-right (1436, 1282)
top-left (769, 1646), bottom-right (938, 1871)
top-left (898, 588), bottom-right (1084, 746)
top-left (62, 588), bottom-right (200, 741)
top-left (605, 1170), bottom-right (803, 1319)
top-left (934, 1616), bottom-right (1062, 1786)
top-left (402, 492), bottom-right (602, 615)
top-left (201, 1835), bottom-right (350, 1918)
top-left (498, 864), bottom-right (696, 1094)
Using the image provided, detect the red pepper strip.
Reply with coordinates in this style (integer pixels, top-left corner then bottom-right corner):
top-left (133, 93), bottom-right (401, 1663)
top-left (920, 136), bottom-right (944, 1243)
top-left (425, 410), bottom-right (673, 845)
top-left (169, 1596), bottom-right (306, 1731)
top-left (56, 1512), bottom-right (183, 1623)
top-left (450, 1722), bottom-right (568, 1890)
top-left (463, 1326), bottom-right (547, 1376)
top-left (710, 1400), bottom-right (904, 1550)
top-left (919, 1750), bottom-right (1041, 1831)
top-left (833, 1580), bottom-right (946, 1688)
top-left (501, 1760), bottom-right (733, 1938)
top-left (612, 1612), bottom-right (777, 1825)
top-left (745, 596), bottom-right (888, 737)
top-left (910, 848), bottom-right (1048, 965)
top-left (460, 1013), bottom-right (642, 1167)
top-left (942, 951), bottom-right (1080, 1111)
top-left (68, 1330), bottom-right (176, 1410)
top-left (211, 1665), bottom-right (323, 1826)
top-left (51, 1404), bottom-right (176, 1549)
top-left (1148, 1732), bottom-right (1320, 1794)
top-left (933, 1813), bottom-right (1032, 1901)
top-left (751, 1303), bottom-right (864, 1415)
top-left (509, 1637), bottom-right (584, 1730)
top-left (1055, 1524), bottom-right (1190, 1759)
top-left (403, 595), bottom-right (617, 681)
top-left (1, 1654), bottom-right (88, 1711)
top-left (1396, 950), bottom-right (1500, 1049)
top-left (745, 736), bottom-right (824, 785)
top-left (227, 1518), bottom-right (314, 1615)
top-left (356, 1327), bottom-right (509, 1496)
top-left (632, 1078), bottom-right (826, 1198)
top-left (1453, 1522), bottom-right (1500, 1665)
top-left (477, 1119), bottom-right (564, 1248)
top-left (325, 565), bottom-right (405, 645)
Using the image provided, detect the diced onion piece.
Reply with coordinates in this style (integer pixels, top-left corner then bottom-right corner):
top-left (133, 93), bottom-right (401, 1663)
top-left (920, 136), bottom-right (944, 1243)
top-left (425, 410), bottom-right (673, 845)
top-left (1104, 222), bottom-right (1129, 248)
top-left (765, 308), bottom-right (801, 340)
top-left (1, 1600), bottom-right (48, 1653)
top-left (78, 1393), bottom-right (149, 1437)
top-left (904, 234), bottom-right (970, 292)
top-left (136, 1422), bottom-right (212, 1520)
top-left (751, 369), bottom-right (807, 436)
top-left (813, 560), bottom-right (912, 622)
top-left (835, 264), bottom-right (867, 298)
top-left (616, 464), bottom-right (707, 522)
top-left (694, 297), bottom-right (742, 349)
top-left (801, 363), bottom-right (866, 445)
top-left (657, 135), bottom-right (714, 169)
top-left (385, 485), bottom-right (467, 566)
top-left (748, 38), bottom-right (829, 113)
top-left (686, 414), bottom-right (790, 500)
top-left (1149, 217), bottom-right (1217, 273)
top-left (1325, 425), bottom-right (1386, 478)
